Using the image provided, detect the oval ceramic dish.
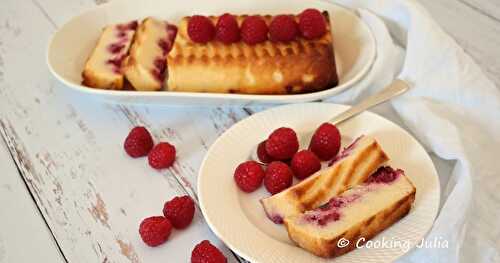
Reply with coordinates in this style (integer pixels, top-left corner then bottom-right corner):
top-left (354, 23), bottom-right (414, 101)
top-left (47, 0), bottom-right (376, 105)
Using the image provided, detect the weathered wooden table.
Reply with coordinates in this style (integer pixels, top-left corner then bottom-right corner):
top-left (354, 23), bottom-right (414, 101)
top-left (1, 0), bottom-right (499, 262)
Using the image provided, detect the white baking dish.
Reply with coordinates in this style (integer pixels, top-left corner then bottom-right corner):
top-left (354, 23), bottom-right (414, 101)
top-left (47, 0), bottom-right (376, 105)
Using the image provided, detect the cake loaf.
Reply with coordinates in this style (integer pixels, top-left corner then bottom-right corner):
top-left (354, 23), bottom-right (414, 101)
top-left (123, 17), bottom-right (177, 91)
top-left (284, 167), bottom-right (416, 258)
top-left (167, 12), bottom-right (338, 94)
top-left (82, 21), bottom-right (138, 89)
top-left (261, 135), bottom-right (389, 224)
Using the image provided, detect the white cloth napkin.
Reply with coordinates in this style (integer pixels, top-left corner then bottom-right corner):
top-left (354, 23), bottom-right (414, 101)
top-left (324, 0), bottom-right (500, 262)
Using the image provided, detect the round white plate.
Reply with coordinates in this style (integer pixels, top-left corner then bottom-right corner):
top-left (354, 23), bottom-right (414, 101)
top-left (198, 103), bottom-right (440, 263)
top-left (47, 0), bottom-right (375, 105)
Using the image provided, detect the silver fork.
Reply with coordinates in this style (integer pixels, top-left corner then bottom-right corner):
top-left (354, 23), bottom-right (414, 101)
top-left (329, 79), bottom-right (410, 125)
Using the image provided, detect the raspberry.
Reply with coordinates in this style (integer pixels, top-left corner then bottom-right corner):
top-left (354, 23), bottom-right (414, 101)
top-left (291, 150), bottom-right (321, 179)
top-left (265, 127), bottom-right (299, 160)
top-left (257, 140), bottom-right (274, 163)
top-left (148, 142), bottom-right (176, 169)
top-left (309, 122), bottom-right (341, 160)
top-left (264, 161), bottom-right (294, 195)
top-left (215, 13), bottom-right (240, 44)
top-left (241, 16), bottom-right (268, 45)
top-left (191, 240), bottom-right (227, 263)
top-left (163, 195), bottom-right (195, 229)
top-left (299, 8), bottom-right (327, 39)
top-left (269, 15), bottom-right (299, 42)
top-left (188, 15), bottom-right (215, 43)
top-left (124, 126), bottom-right (154, 158)
top-left (234, 161), bottom-right (265, 193)
top-left (139, 216), bottom-right (172, 247)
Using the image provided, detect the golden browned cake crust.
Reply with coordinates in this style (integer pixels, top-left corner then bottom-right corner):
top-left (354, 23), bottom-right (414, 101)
top-left (284, 175), bottom-right (416, 258)
top-left (167, 12), bottom-right (338, 94)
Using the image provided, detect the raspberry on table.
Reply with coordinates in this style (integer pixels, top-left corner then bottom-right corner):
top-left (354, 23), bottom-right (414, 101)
top-left (188, 15), bottom-right (215, 43)
top-left (309, 122), bottom-right (341, 160)
top-left (269, 15), bottom-right (299, 42)
top-left (139, 216), bottom-right (172, 247)
top-left (215, 13), bottom-right (240, 44)
top-left (234, 160), bottom-right (265, 193)
top-left (191, 240), bottom-right (227, 263)
top-left (265, 127), bottom-right (299, 160)
top-left (291, 149), bottom-right (321, 179)
top-left (241, 15), bottom-right (268, 45)
top-left (298, 8), bottom-right (327, 39)
top-left (163, 195), bottom-right (195, 229)
top-left (124, 126), bottom-right (154, 158)
top-left (257, 140), bottom-right (274, 163)
top-left (264, 161), bottom-right (294, 195)
top-left (148, 142), bottom-right (176, 169)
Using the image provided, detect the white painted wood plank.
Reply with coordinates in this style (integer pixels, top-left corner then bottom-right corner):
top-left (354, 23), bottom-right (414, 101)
top-left (419, 0), bottom-right (500, 87)
top-left (0, 138), bottom-right (65, 263)
top-left (0, 0), bottom-right (247, 262)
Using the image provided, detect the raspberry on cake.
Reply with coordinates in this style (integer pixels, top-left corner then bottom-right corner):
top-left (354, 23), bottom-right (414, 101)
top-left (82, 21), bottom-right (138, 89)
top-left (284, 167), bottom-right (416, 258)
top-left (261, 136), bottom-right (389, 224)
top-left (123, 17), bottom-right (177, 91)
top-left (167, 11), bottom-right (338, 95)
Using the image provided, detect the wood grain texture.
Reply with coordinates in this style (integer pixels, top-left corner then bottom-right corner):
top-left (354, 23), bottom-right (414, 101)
top-left (0, 138), bottom-right (65, 263)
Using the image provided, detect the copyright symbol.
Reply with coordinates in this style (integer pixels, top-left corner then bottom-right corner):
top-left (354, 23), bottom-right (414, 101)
top-left (337, 238), bottom-right (349, 248)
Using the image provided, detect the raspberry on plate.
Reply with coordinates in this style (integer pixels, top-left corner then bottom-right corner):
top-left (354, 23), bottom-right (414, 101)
top-left (269, 15), bottom-right (299, 42)
top-left (309, 122), bottom-right (341, 160)
top-left (234, 160), bottom-right (265, 193)
top-left (265, 127), bottom-right (299, 160)
top-left (139, 216), bottom-right (172, 247)
top-left (215, 13), bottom-right (240, 44)
top-left (264, 161), bottom-right (294, 195)
top-left (124, 126), bottom-right (154, 158)
top-left (163, 195), bottom-right (195, 229)
top-left (148, 142), bottom-right (176, 169)
top-left (188, 15), bottom-right (215, 43)
top-left (291, 149), bottom-right (321, 179)
top-left (298, 8), bottom-right (327, 39)
top-left (257, 140), bottom-right (274, 163)
top-left (241, 16), bottom-right (268, 45)
top-left (191, 240), bottom-right (227, 263)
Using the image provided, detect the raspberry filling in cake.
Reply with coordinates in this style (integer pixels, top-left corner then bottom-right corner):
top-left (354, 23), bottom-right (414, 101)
top-left (297, 166), bottom-right (404, 227)
top-left (104, 21), bottom-right (138, 74)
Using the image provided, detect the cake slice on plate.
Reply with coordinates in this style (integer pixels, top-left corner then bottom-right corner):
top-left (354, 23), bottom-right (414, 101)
top-left (82, 21), bottom-right (138, 89)
top-left (284, 166), bottom-right (416, 258)
top-left (261, 135), bottom-right (389, 224)
top-left (123, 17), bottom-right (177, 91)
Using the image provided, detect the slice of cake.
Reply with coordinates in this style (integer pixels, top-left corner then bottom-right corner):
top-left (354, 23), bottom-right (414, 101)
top-left (261, 135), bottom-right (389, 224)
top-left (284, 167), bottom-right (416, 258)
top-left (123, 17), bottom-right (177, 91)
top-left (167, 12), bottom-right (338, 94)
top-left (82, 21), bottom-right (138, 89)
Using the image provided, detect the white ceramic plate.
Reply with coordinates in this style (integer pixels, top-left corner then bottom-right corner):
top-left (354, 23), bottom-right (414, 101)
top-left (47, 0), bottom-right (376, 105)
top-left (198, 103), bottom-right (440, 263)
